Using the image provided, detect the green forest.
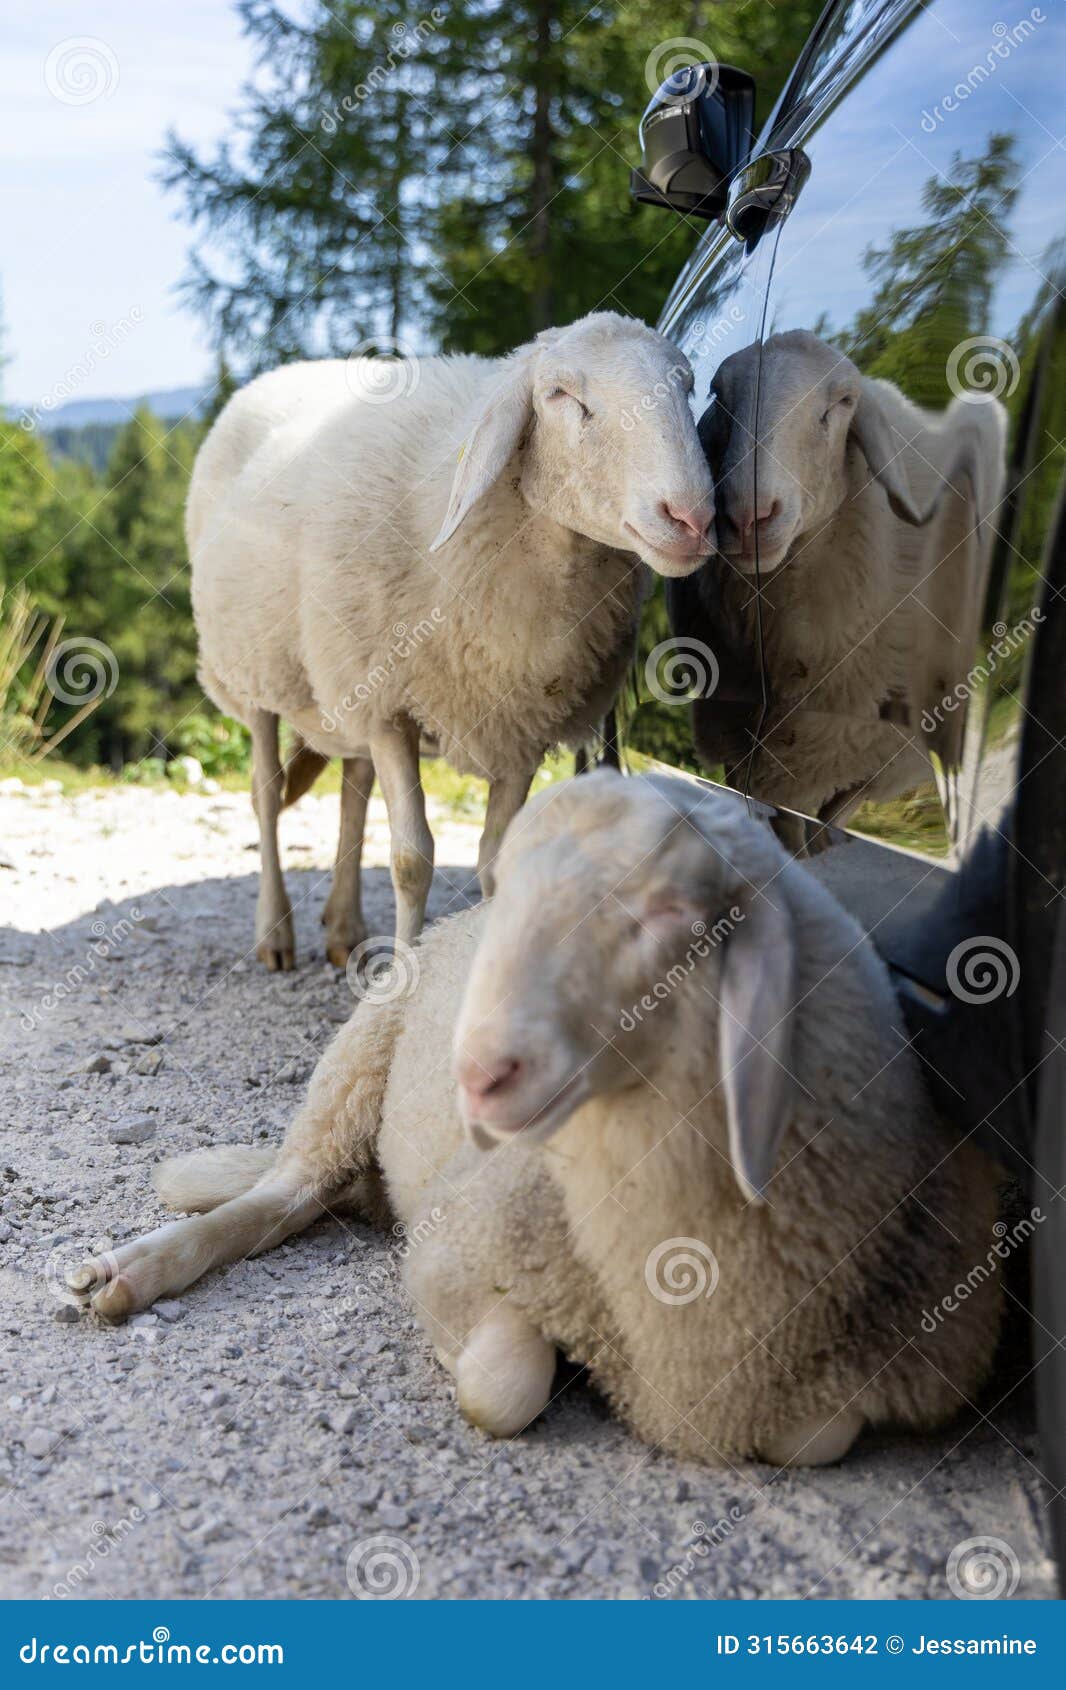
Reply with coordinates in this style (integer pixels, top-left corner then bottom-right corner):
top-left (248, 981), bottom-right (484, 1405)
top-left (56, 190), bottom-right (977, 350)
top-left (0, 0), bottom-right (823, 779)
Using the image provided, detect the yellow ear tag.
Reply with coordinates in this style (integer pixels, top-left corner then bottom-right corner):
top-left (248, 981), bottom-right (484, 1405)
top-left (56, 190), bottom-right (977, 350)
top-left (457, 443), bottom-right (466, 463)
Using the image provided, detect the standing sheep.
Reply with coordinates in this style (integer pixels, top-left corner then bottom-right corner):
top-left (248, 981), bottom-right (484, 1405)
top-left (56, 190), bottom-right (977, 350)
top-left (68, 772), bottom-right (1002, 1468)
top-left (668, 330), bottom-right (1007, 842)
top-left (188, 313), bottom-right (715, 968)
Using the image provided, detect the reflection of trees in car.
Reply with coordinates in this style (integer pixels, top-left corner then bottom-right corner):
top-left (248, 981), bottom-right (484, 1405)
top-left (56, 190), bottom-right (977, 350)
top-left (843, 133), bottom-right (1019, 404)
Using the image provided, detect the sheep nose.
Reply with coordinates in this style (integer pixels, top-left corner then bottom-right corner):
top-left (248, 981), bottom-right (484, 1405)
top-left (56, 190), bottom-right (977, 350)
top-left (736, 498), bottom-right (781, 539)
top-left (455, 1051), bottom-right (522, 1102)
top-left (660, 499), bottom-right (715, 544)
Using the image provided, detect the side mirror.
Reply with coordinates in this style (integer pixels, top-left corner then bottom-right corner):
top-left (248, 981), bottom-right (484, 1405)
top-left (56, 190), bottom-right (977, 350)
top-left (630, 63), bottom-right (756, 223)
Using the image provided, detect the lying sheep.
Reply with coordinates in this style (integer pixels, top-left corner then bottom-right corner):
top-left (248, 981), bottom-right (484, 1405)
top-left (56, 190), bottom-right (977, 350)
top-left (68, 772), bottom-right (1002, 1468)
top-left (668, 330), bottom-right (1007, 841)
top-left (188, 313), bottom-right (715, 968)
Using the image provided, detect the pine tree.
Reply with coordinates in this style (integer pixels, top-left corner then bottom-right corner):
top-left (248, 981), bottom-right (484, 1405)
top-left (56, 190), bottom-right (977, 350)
top-left (161, 0), bottom-right (464, 363)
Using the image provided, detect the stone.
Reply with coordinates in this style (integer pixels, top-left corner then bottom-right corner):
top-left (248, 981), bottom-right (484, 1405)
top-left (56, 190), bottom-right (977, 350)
top-left (376, 1504), bottom-right (410, 1529)
top-left (109, 1116), bottom-right (156, 1146)
top-left (24, 1427), bottom-right (64, 1460)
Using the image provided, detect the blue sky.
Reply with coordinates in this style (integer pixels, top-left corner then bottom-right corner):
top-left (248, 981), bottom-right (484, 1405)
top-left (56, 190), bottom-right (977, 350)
top-left (2, 1), bottom-right (256, 408)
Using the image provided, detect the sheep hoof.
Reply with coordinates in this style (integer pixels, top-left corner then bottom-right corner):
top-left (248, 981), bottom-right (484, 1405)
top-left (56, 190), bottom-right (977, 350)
top-left (323, 920), bottom-right (368, 968)
top-left (65, 1261), bottom-right (100, 1298)
top-left (90, 1274), bottom-right (141, 1323)
top-left (257, 941), bottom-right (296, 972)
top-left (65, 1251), bottom-right (141, 1323)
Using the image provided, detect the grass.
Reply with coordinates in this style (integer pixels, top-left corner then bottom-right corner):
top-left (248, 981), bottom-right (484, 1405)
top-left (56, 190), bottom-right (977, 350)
top-left (0, 746), bottom-right (954, 856)
top-left (849, 789), bottom-right (951, 857)
top-left (0, 749), bottom-right (583, 822)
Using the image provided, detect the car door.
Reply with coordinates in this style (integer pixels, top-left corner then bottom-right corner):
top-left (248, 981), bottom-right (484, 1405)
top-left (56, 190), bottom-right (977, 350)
top-left (721, 0), bottom-right (1066, 1586)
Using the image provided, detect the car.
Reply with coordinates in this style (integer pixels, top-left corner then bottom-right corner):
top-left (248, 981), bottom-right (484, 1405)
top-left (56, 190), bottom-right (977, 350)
top-left (632, 0), bottom-right (1065, 1588)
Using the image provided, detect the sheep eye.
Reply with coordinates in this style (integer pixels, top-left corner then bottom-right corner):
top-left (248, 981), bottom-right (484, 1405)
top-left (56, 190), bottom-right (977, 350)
top-left (822, 392), bottom-right (855, 425)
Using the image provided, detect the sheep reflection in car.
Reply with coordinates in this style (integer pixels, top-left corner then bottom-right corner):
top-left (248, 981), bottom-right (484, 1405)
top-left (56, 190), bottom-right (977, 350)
top-left (668, 330), bottom-right (1008, 850)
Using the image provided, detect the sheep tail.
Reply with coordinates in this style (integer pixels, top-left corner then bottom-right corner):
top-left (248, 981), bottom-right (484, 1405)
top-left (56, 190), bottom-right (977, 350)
top-left (282, 735), bottom-right (330, 808)
top-left (153, 1145), bottom-right (277, 1213)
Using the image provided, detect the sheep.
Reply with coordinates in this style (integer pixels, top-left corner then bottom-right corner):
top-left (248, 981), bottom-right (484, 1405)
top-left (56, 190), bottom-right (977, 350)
top-left (667, 330), bottom-right (1007, 846)
top-left (187, 312), bottom-right (715, 969)
top-left (66, 770), bottom-right (1003, 1468)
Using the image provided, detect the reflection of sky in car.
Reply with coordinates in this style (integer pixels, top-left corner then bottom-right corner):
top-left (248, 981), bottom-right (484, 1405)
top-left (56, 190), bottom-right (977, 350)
top-left (763, 0), bottom-right (1065, 345)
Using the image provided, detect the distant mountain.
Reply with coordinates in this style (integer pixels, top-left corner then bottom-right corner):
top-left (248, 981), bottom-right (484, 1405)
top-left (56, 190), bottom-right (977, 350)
top-left (16, 385), bottom-right (212, 431)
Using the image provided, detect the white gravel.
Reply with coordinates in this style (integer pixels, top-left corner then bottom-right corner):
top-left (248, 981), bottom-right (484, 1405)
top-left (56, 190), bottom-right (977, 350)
top-left (0, 782), bottom-right (1057, 1600)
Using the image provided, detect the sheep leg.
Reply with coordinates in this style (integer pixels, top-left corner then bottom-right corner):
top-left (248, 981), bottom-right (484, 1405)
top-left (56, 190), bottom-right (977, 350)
top-left (322, 755), bottom-right (374, 966)
top-left (760, 1406), bottom-right (865, 1467)
top-left (370, 716), bottom-right (433, 946)
top-left (65, 1167), bottom-right (332, 1323)
top-left (401, 1220), bottom-right (555, 1437)
top-left (455, 1303), bottom-right (557, 1438)
top-left (250, 708), bottom-right (295, 970)
top-left (477, 765), bottom-right (535, 898)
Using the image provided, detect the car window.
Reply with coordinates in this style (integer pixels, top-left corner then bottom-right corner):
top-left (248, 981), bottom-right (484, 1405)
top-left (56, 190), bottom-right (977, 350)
top-left (772, 0), bottom-right (918, 136)
top-left (665, 0), bottom-right (1064, 864)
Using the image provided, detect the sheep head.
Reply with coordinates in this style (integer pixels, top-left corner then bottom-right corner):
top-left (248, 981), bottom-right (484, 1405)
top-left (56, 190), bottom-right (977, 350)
top-left (706, 329), bottom-right (926, 575)
top-left (453, 770), bottom-right (798, 1204)
top-left (430, 313), bottom-right (716, 577)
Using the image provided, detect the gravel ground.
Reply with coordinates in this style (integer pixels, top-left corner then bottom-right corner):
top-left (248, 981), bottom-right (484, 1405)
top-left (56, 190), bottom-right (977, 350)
top-left (0, 781), bottom-right (1057, 1601)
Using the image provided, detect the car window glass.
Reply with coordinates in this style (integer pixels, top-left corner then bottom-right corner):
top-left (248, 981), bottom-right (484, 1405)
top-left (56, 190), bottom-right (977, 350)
top-left (664, 0), bottom-right (1063, 865)
top-left (774, 0), bottom-right (917, 134)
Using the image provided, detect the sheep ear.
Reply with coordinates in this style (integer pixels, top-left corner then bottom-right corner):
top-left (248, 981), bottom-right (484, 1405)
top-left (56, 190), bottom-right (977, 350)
top-left (850, 386), bottom-right (927, 526)
top-left (429, 356), bottom-right (535, 551)
top-left (718, 893), bottom-right (797, 1205)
